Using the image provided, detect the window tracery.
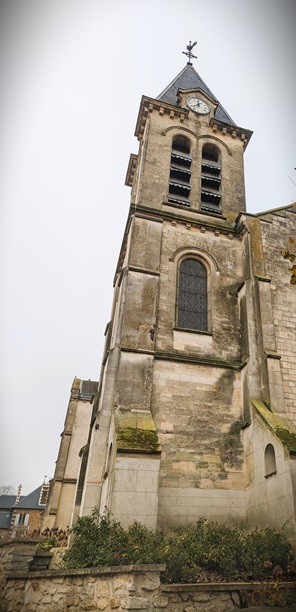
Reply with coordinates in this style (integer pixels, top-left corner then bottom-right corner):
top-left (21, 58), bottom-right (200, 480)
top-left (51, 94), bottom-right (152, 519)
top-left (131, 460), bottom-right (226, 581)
top-left (177, 258), bottom-right (208, 331)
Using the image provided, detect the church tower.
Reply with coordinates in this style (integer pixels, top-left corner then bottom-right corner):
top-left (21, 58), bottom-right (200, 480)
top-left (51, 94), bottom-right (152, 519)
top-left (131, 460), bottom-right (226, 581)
top-left (78, 47), bottom-right (254, 528)
top-left (46, 45), bottom-right (296, 546)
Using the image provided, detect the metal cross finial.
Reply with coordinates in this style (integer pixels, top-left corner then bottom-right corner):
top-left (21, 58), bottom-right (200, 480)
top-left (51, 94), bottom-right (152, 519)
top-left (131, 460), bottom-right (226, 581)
top-left (182, 40), bottom-right (197, 65)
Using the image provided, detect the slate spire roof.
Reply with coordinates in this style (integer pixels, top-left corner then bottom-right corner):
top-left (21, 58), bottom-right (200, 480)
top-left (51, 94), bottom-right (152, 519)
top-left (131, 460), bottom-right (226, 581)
top-left (157, 63), bottom-right (235, 126)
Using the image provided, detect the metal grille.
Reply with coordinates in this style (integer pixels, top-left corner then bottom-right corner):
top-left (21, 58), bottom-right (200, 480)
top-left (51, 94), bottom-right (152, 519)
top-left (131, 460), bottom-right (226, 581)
top-left (178, 259), bottom-right (207, 330)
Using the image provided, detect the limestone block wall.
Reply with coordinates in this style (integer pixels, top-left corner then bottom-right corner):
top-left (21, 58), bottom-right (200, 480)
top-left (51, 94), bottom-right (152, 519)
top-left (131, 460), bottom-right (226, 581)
top-left (260, 207), bottom-right (296, 421)
top-left (115, 353), bottom-right (154, 412)
top-left (63, 400), bottom-right (94, 481)
top-left (158, 487), bottom-right (246, 528)
top-left (156, 220), bottom-right (244, 361)
top-left (52, 483), bottom-right (76, 530)
top-left (111, 207), bottom-right (249, 522)
top-left (120, 213), bottom-right (244, 360)
top-left (2, 569), bottom-right (243, 612)
top-left (0, 539), bottom-right (37, 597)
top-left (152, 357), bottom-right (247, 526)
top-left (121, 270), bottom-right (159, 350)
top-left (153, 360), bottom-right (245, 491)
top-left (0, 557), bottom-right (165, 612)
top-left (129, 217), bottom-right (162, 273)
top-left (245, 408), bottom-right (296, 542)
top-left (109, 455), bottom-right (160, 529)
top-left (2, 565), bottom-right (296, 611)
top-left (43, 380), bottom-right (95, 530)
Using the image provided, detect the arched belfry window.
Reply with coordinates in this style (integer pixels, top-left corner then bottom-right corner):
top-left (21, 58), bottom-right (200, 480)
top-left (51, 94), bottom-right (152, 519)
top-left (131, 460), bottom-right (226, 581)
top-left (201, 144), bottom-right (221, 213)
top-left (265, 444), bottom-right (276, 478)
top-left (177, 259), bottom-right (208, 331)
top-left (168, 136), bottom-right (191, 206)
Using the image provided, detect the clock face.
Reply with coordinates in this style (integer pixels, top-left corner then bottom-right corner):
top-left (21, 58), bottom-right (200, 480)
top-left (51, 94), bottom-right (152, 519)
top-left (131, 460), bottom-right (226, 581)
top-left (186, 96), bottom-right (210, 115)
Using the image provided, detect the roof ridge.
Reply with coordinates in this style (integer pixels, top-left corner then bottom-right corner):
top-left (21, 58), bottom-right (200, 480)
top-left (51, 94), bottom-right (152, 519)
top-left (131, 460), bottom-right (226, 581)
top-left (156, 63), bottom-right (235, 126)
top-left (255, 202), bottom-right (296, 216)
top-left (156, 64), bottom-right (189, 100)
top-left (157, 63), bottom-right (219, 102)
top-left (13, 484), bottom-right (44, 508)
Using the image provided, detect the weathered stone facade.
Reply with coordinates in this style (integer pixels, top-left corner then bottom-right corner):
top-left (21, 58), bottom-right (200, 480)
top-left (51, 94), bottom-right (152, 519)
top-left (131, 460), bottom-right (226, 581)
top-left (260, 208), bottom-right (296, 420)
top-left (43, 379), bottom-right (98, 530)
top-left (46, 63), bottom-right (296, 548)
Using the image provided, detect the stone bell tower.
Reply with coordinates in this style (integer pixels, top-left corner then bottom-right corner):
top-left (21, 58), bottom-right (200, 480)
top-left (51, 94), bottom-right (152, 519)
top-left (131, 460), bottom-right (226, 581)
top-left (67, 45), bottom-right (296, 542)
top-left (75, 45), bottom-right (253, 529)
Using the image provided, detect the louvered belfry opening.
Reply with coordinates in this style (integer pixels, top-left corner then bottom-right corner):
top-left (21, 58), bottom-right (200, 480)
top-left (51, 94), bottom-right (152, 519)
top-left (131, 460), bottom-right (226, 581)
top-left (177, 259), bottom-right (208, 331)
top-left (168, 136), bottom-right (191, 206)
top-left (201, 144), bottom-right (221, 213)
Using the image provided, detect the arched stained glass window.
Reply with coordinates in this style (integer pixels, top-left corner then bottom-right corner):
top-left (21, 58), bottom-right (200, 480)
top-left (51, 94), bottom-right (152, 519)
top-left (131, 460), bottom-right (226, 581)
top-left (177, 259), bottom-right (207, 331)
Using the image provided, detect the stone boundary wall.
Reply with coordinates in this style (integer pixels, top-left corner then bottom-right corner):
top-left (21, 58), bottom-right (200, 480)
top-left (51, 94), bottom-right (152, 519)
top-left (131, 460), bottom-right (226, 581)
top-left (1, 541), bottom-right (296, 611)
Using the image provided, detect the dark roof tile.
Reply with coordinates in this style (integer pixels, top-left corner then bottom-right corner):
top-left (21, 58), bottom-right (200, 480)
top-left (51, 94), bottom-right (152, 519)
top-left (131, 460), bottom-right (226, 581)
top-left (0, 510), bottom-right (12, 529)
top-left (0, 495), bottom-right (24, 509)
top-left (157, 64), bottom-right (235, 126)
top-left (13, 485), bottom-right (48, 509)
top-left (79, 379), bottom-right (98, 399)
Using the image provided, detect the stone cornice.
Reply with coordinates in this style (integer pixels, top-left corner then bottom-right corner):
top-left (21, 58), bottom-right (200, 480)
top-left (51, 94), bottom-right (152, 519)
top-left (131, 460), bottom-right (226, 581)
top-left (131, 204), bottom-right (247, 239)
top-left (129, 265), bottom-right (160, 277)
top-left (209, 118), bottom-right (253, 150)
top-left (135, 96), bottom-right (188, 140)
top-left (120, 346), bottom-right (245, 370)
top-left (125, 153), bottom-right (138, 187)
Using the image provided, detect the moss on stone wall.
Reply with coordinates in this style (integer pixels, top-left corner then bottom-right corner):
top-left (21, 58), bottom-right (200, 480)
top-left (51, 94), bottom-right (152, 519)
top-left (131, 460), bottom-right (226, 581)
top-left (116, 427), bottom-right (160, 452)
top-left (114, 408), bottom-right (160, 453)
top-left (275, 428), bottom-right (296, 453)
top-left (251, 400), bottom-right (296, 454)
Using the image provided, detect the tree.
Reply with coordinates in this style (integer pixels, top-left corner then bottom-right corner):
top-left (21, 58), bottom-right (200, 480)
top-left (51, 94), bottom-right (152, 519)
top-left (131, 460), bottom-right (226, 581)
top-left (0, 485), bottom-right (16, 496)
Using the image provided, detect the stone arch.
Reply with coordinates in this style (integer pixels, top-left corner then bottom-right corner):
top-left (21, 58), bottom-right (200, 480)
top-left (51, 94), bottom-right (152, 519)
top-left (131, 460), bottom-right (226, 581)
top-left (265, 443), bottom-right (276, 477)
top-left (161, 125), bottom-right (197, 139)
top-left (173, 248), bottom-right (218, 333)
top-left (170, 246), bottom-right (220, 272)
top-left (197, 134), bottom-right (232, 156)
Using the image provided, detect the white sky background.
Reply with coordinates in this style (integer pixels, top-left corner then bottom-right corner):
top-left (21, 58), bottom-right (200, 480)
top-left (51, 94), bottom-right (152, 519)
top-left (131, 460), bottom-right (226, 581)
top-left (0, 0), bottom-right (295, 495)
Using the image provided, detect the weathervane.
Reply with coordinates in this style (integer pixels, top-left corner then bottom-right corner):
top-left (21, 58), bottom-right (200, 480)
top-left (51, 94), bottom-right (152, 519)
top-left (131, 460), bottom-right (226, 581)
top-left (182, 40), bottom-right (197, 65)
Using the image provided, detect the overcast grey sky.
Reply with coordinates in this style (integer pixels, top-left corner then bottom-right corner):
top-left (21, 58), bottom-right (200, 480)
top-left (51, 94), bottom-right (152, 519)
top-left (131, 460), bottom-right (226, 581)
top-left (0, 0), bottom-right (295, 495)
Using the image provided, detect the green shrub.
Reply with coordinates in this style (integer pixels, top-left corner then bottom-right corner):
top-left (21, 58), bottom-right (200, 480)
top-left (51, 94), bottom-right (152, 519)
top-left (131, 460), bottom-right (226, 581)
top-left (62, 510), bottom-right (293, 583)
top-left (36, 537), bottom-right (57, 551)
top-left (62, 510), bottom-right (164, 569)
top-left (241, 525), bottom-right (291, 578)
top-left (161, 519), bottom-right (292, 582)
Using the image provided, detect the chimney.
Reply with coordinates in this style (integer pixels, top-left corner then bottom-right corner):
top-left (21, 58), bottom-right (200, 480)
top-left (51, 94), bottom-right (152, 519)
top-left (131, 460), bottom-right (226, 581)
top-left (15, 484), bottom-right (22, 505)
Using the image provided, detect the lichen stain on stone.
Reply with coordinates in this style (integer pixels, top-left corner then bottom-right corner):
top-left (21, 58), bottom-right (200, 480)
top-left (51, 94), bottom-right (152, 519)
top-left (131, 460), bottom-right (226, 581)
top-left (221, 420), bottom-right (244, 468)
top-left (116, 427), bottom-right (160, 452)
